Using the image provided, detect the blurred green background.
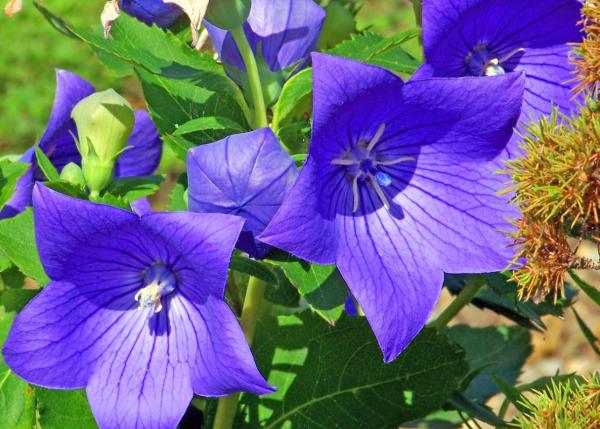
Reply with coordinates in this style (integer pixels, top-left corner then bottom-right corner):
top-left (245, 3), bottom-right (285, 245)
top-left (0, 0), bottom-right (417, 155)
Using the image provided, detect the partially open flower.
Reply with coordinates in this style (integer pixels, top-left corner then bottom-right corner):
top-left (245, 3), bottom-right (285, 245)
top-left (573, 0), bottom-right (600, 94)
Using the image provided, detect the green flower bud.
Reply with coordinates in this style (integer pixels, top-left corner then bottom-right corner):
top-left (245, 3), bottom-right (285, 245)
top-left (59, 162), bottom-right (86, 188)
top-left (318, 2), bottom-right (357, 50)
top-left (205, 0), bottom-right (251, 30)
top-left (71, 89), bottom-right (134, 195)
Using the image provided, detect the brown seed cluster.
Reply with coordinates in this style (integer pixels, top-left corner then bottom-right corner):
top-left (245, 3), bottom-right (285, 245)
top-left (573, 0), bottom-right (600, 94)
top-left (506, 103), bottom-right (600, 301)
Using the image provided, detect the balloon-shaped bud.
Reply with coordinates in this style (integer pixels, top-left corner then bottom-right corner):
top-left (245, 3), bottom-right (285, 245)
top-left (205, 0), bottom-right (251, 30)
top-left (71, 89), bottom-right (134, 195)
top-left (59, 162), bottom-right (86, 188)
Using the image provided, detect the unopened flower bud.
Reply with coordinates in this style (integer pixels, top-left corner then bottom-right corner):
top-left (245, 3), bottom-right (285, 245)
top-left (59, 163), bottom-right (86, 188)
top-left (205, 0), bottom-right (250, 30)
top-left (71, 89), bottom-right (134, 195)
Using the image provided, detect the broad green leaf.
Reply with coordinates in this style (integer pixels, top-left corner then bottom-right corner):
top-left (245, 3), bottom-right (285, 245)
top-left (329, 31), bottom-right (422, 75)
top-left (238, 313), bottom-right (469, 428)
top-left (569, 270), bottom-right (600, 307)
top-left (0, 289), bottom-right (38, 317)
top-left (268, 251), bottom-right (348, 323)
top-left (0, 313), bottom-right (36, 429)
top-left (272, 68), bottom-right (313, 130)
top-left (107, 175), bottom-right (164, 202)
top-left (445, 325), bottom-right (532, 402)
top-left (573, 308), bottom-right (600, 356)
top-left (173, 116), bottom-right (246, 138)
top-left (448, 392), bottom-right (506, 427)
top-left (0, 160), bottom-right (28, 211)
top-left (137, 70), bottom-right (249, 159)
top-left (35, 388), bottom-right (97, 429)
top-left (230, 255), bottom-right (278, 285)
top-left (0, 209), bottom-right (49, 285)
top-left (34, 147), bottom-right (60, 181)
top-left (45, 181), bottom-right (88, 200)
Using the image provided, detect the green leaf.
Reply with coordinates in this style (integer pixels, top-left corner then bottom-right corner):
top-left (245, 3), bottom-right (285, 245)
top-left (34, 147), bottom-right (60, 181)
top-left (0, 289), bottom-right (38, 317)
top-left (0, 313), bottom-right (36, 429)
top-left (445, 325), bottom-right (532, 402)
top-left (45, 181), bottom-right (88, 200)
top-left (107, 175), bottom-right (164, 202)
top-left (173, 116), bottom-right (246, 138)
top-left (35, 388), bottom-right (97, 429)
top-left (272, 68), bottom-right (313, 130)
top-left (238, 313), bottom-right (469, 428)
top-left (268, 251), bottom-right (348, 323)
top-left (167, 181), bottom-right (187, 212)
top-left (490, 374), bottom-right (528, 414)
top-left (230, 255), bottom-right (278, 285)
top-left (0, 160), bottom-right (29, 211)
top-left (328, 31), bottom-right (422, 75)
top-left (0, 209), bottom-right (49, 285)
top-left (569, 270), bottom-right (600, 307)
top-left (573, 308), bottom-right (600, 356)
top-left (448, 392), bottom-right (507, 427)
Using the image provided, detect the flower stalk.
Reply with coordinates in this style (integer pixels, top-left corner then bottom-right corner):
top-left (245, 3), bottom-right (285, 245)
top-left (429, 280), bottom-right (483, 331)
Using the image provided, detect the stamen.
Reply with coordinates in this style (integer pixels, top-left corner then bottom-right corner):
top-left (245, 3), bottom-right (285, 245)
top-left (367, 123), bottom-right (386, 152)
top-left (352, 176), bottom-right (360, 213)
top-left (134, 263), bottom-right (177, 314)
top-left (368, 173), bottom-right (391, 210)
top-left (376, 156), bottom-right (415, 166)
top-left (331, 158), bottom-right (359, 166)
top-left (135, 283), bottom-right (164, 313)
top-left (484, 48), bottom-right (525, 77)
top-left (498, 47), bottom-right (525, 64)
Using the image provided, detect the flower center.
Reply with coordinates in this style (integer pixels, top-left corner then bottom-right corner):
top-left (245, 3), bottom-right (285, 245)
top-left (331, 123), bottom-right (413, 213)
top-left (465, 45), bottom-right (525, 77)
top-left (134, 263), bottom-right (177, 313)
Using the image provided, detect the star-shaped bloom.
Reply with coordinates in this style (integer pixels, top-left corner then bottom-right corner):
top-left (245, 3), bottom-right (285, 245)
top-left (3, 185), bottom-right (274, 428)
top-left (187, 128), bottom-right (297, 259)
top-left (422, 0), bottom-right (583, 155)
top-left (120, 0), bottom-right (183, 28)
top-left (205, 0), bottom-right (326, 78)
top-left (0, 70), bottom-right (162, 219)
top-left (260, 54), bottom-right (525, 362)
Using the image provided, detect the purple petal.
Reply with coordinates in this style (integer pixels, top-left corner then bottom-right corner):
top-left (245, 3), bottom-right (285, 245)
top-left (0, 149), bottom-right (35, 219)
top-left (176, 294), bottom-right (274, 396)
top-left (120, 0), bottom-right (183, 28)
top-left (2, 281), bottom-right (129, 389)
top-left (206, 0), bottom-right (326, 73)
top-left (38, 70), bottom-right (94, 174)
top-left (115, 110), bottom-right (163, 178)
top-left (187, 128), bottom-right (297, 258)
top-left (141, 211), bottom-right (244, 297)
top-left (258, 157), bottom-right (338, 265)
top-left (86, 298), bottom-right (193, 429)
top-left (336, 206), bottom-right (444, 362)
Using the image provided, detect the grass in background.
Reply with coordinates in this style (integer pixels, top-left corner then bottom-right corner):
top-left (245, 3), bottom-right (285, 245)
top-left (0, 0), bottom-right (418, 155)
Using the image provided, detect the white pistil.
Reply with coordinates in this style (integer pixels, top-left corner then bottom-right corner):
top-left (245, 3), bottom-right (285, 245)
top-left (376, 156), bottom-right (415, 166)
top-left (134, 283), bottom-right (164, 313)
top-left (352, 176), bottom-right (360, 213)
top-left (331, 158), bottom-right (359, 166)
top-left (367, 123), bottom-right (387, 152)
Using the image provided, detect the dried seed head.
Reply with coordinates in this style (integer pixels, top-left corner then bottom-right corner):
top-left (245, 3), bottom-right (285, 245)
top-left (572, 0), bottom-right (600, 94)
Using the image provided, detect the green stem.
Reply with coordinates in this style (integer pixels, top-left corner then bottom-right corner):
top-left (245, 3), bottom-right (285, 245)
top-left (230, 27), bottom-right (268, 129)
top-left (412, 0), bottom-right (422, 27)
top-left (429, 281), bottom-right (482, 331)
top-left (213, 277), bottom-right (267, 429)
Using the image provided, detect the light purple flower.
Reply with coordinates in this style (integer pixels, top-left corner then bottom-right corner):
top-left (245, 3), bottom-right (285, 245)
top-left (205, 0), bottom-right (326, 78)
top-left (187, 128), bottom-right (297, 259)
top-left (422, 0), bottom-right (583, 155)
top-left (2, 185), bottom-right (274, 428)
top-left (259, 53), bottom-right (525, 362)
top-left (0, 70), bottom-right (162, 219)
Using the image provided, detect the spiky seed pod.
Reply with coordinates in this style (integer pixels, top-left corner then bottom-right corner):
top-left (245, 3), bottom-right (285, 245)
top-left (511, 218), bottom-right (574, 302)
top-left (573, 0), bottom-right (600, 94)
top-left (505, 102), bottom-right (600, 231)
top-left (513, 375), bottom-right (600, 429)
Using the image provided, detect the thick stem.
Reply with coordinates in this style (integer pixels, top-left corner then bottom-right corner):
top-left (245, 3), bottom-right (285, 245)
top-left (230, 27), bottom-right (268, 129)
top-left (213, 277), bottom-right (267, 429)
top-left (429, 281), bottom-right (482, 331)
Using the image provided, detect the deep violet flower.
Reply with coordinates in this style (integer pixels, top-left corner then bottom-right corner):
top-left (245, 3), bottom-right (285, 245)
top-left (120, 0), bottom-right (183, 28)
top-left (187, 128), bottom-right (297, 259)
top-left (259, 53), bottom-right (525, 362)
top-left (0, 70), bottom-right (162, 219)
top-left (2, 185), bottom-right (274, 428)
top-left (422, 0), bottom-right (583, 155)
top-left (205, 0), bottom-right (326, 78)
